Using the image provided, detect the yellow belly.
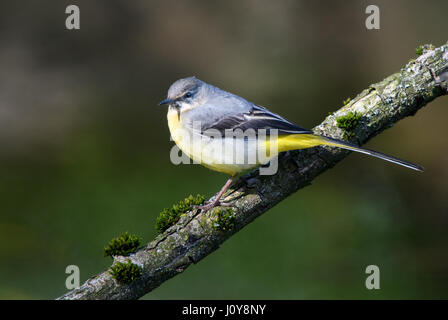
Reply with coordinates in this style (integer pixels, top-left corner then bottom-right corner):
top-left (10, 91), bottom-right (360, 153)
top-left (167, 109), bottom-right (260, 175)
top-left (167, 109), bottom-right (327, 175)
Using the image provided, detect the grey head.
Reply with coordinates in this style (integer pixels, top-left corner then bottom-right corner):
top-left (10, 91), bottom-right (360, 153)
top-left (158, 76), bottom-right (209, 109)
top-left (158, 76), bottom-right (254, 119)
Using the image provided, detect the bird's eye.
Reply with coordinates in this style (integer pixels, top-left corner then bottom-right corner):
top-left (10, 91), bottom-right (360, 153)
top-left (185, 92), bottom-right (193, 98)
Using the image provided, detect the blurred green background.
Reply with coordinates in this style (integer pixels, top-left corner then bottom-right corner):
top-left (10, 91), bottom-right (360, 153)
top-left (0, 0), bottom-right (447, 299)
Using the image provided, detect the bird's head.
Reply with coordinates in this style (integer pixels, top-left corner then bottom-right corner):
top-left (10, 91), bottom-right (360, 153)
top-left (158, 76), bottom-right (208, 112)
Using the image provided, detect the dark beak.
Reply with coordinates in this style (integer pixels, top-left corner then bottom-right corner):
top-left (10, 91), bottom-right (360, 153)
top-left (158, 98), bottom-right (174, 106)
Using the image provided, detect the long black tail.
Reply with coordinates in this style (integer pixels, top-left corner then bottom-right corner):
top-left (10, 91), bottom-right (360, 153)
top-left (318, 135), bottom-right (424, 172)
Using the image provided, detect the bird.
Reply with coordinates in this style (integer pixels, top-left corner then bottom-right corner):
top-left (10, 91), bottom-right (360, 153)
top-left (159, 76), bottom-right (423, 211)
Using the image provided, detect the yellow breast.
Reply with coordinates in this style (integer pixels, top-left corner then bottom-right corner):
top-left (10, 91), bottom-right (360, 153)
top-left (167, 107), bottom-right (280, 175)
top-left (167, 108), bottom-right (183, 143)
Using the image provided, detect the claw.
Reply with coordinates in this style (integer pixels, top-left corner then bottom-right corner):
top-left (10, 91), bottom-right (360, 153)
top-left (194, 201), bottom-right (232, 212)
top-left (193, 175), bottom-right (236, 212)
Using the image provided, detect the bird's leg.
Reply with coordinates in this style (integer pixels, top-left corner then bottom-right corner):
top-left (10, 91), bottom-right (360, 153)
top-left (195, 175), bottom-right (235, 212)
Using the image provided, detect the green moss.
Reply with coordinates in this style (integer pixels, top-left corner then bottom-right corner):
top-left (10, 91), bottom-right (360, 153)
top-left (155, 194), bottom-right (205, 234)
top-left (109, 260), bottom-right (142, 284)
top-left (104, 232), bottom-right (141, 257)
top-left (336, 111), bottom-right (361, 139)
top-left (416, 45), bottom-right (424, 56)
top-left (212, 207), bottom-right (236, 231)
top-left (342, 97), bottom-right (351, 106)
top-left (416, 44), bottom-right (435, 56)
top-left (424, 85), bottom-right (444, 102)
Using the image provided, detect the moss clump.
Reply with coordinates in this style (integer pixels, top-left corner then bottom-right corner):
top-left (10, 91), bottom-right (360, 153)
top-left (109, 260), bottom-right (142, 284)
top-left (424, 85), bottom-right (444, 102)
top-left (416, 44), bottom-right (435, 56)
top-left (336, 111), bottom-right (361, 139)
top-left (212, 207), bottom-right (236, 231)
top-left (155, 194), bottom-right (205, 234)
top-left (104, 232), bottom-right (141, 257)
top-left (415, 45), bottom-right (424, 56)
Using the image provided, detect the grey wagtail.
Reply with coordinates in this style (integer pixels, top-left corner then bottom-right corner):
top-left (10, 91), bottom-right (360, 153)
top-left (159, 77), bottom-right (423, 211)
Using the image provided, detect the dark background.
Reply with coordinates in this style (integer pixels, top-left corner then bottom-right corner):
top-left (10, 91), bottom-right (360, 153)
top-left (0, 0), bottom-right (447, 299)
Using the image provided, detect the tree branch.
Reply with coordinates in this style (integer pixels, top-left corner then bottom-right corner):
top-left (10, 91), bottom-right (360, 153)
top-left (58, 42), bottom-right (448, 300)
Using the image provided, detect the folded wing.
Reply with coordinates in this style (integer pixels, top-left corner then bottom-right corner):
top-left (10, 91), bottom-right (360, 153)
top-left (201, 105), bottom-right (312, 136)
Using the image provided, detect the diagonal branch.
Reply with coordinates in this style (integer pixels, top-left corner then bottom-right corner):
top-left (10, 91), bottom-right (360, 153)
top-left (58, 42), bottom-right (448, 300)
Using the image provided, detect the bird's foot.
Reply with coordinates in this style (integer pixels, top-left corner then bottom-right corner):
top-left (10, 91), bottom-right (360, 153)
top-left (193, 200), bottom-right (232, 212)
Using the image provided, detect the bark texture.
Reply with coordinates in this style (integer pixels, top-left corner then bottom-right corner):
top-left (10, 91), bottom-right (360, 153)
top-left (58, 42), bottom-right (448, 300)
